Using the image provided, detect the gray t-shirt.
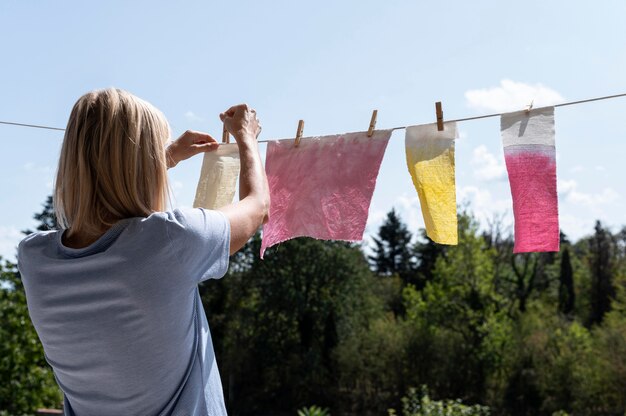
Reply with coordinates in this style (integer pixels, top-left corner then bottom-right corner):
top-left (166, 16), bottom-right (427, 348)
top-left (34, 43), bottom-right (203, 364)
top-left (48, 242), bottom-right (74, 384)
top-left (17, 207), bottom-right (230, 416)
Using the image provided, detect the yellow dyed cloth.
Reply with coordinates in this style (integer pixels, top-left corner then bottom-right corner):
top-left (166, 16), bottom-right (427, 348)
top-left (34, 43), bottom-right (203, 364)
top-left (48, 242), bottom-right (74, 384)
top-left (193, 143), bottom-right (240, 210)
top-left (405, 123), bottom-right (458, 245)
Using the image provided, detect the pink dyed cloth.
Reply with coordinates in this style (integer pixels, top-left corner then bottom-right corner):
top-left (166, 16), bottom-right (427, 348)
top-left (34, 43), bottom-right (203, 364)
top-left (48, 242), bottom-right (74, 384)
top-left (260, 130), bottom-right (392, 258)
top-left (501, 107), bottom-right (559, 253)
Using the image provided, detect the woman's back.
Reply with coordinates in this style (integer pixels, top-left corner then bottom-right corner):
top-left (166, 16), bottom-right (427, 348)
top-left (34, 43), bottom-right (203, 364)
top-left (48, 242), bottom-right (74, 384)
top-left (17, 89), bottom-right (268, 415)
top-left (18, 208), bottom-right (230, 416)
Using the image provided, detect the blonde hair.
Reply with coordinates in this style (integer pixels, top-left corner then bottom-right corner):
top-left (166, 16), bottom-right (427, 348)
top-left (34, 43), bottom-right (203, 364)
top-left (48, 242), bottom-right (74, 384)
top-left (54, 88), bottom-right (171, 238)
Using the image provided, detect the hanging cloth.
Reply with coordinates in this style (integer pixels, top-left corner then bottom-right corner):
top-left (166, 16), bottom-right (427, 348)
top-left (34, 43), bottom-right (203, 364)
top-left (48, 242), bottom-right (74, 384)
top-left (193, 144), bottom-right (240, 210)
top-left (501, 107), bottom-right (559, 253)
top-left (260, 130), bottom-right (392, 258)
top-left (405, 123), bottom-right (458, 245)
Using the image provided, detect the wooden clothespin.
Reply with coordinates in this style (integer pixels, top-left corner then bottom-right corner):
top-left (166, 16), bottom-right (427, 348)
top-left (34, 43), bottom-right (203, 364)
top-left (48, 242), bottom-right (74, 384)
top-left (294, 120), bottom-right (304, 147)
top-left (222, 124), bottom-right (229, 143)
top-left (367, 110), bottom-right (378, 137)
top-left (435, 101), bottom-right (444, 131)
top-left (525, 100), bottom-right (534, 115)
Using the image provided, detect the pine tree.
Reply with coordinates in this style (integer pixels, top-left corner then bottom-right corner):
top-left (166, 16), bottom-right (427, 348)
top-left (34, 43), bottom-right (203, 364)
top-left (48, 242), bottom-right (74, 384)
top-left (22, 195), bottom-right (58, 235)
top-left (369, 209), bottom-right (415, 282)
top-left (558, 247), bottom-right (575, 316)
top-left (588, 220), bottom-right (616, 326)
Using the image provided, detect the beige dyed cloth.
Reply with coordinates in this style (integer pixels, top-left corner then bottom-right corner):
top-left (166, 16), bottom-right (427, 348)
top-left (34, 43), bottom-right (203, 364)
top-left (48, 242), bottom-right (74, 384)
top-left (193, 144), bottom-right (240, 210)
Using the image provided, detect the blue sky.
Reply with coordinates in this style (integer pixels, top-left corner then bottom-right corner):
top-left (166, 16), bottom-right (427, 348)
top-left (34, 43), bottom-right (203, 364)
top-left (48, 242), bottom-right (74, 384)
top-left (1, 1), bottom-right (625, 261)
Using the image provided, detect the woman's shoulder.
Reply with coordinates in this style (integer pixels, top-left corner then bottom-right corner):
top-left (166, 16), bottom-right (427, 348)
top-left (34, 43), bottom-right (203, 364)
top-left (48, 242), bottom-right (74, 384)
top-left (149, 208), bottom-right (230, 256)
top-left (147, 207), bottom-right (204, 229)
top-left (17, 230), bottom-right (59, 272)
top-left (18, 229), bottom-right (57, 253)
top-left (154, 207), bottom-right (227, 235)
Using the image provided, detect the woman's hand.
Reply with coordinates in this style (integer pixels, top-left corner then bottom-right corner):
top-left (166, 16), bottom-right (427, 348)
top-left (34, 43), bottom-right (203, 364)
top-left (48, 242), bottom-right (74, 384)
top-left (219, 104), bottom-right (261, 145)
top-left (166, 130), bottom-right (220, 169)
top-left (217, 103), bottom-right (269, 254)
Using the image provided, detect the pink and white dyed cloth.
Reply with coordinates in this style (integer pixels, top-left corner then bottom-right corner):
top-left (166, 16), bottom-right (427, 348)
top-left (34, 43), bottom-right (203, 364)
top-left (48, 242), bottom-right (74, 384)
top-left (260, 130), bottom-right (392, 258)
top-left (501, 107), bottom-right (559, 253)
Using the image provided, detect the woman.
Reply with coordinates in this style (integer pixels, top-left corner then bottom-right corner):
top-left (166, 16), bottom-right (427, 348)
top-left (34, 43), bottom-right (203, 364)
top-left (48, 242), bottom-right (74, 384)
top-left (17, 88), bottom-right (269, 415)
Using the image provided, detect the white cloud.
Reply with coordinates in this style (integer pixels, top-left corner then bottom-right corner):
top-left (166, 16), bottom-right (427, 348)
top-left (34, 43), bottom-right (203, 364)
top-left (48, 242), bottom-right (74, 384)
top-left (366, 187), bottom-right (514, 245)
top-left (364, 180), bottom-right (619, 249)
top-left (184, 111), bottom-right (203, 122)
top-left (558, 179), bottom-right (577, 195)
top-left (465, 79), bottom-right (565, 113)
top-left (23, 162), bottom-right (53, 174)
top-left (364, 193), bottom-right (425, 245)
top-left (394, 193), bottom-right (426, 234)
top-left (365, 209), bottom-right (387, 233)
top-left (0, 226), bottom-right (22, 262)
top-left (457, 185), bottom-right (512, 227)
top-left (559, 214), bottom-right (595, 241)
top-left (471, 145), bottom-right (507, 182)
top-left (367, 186), bottom-right (514, 240)
top-left (363, 209), bottom-right (388, 251)
top-left (558, 179), bottom-right (620, 207)
top-left (569, 165), bottom-right (585, 173)
top-left (23, 162), bottom-right (55, 190)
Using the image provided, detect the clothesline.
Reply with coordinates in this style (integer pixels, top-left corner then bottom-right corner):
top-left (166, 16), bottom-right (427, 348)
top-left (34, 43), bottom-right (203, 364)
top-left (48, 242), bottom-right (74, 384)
top-left (259, 92), bottom-right (626, 143)
top-left (1, 92), bottom-right (625, 141)
top-left (406, 91), bottom-right (626, 127)
top-left (3, 91), bottom-right (623, 256)
top-left (0, 120), bottom-right (65, 131)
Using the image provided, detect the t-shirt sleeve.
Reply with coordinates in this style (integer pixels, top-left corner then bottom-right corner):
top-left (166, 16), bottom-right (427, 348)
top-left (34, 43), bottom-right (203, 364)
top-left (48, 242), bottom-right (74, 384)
top-left (170, 207), bottom-right (231, 283)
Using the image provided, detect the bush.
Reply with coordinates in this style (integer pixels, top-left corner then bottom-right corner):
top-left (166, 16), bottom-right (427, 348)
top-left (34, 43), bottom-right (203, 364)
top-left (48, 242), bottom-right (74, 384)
top-left (297, 405), bottom-right (330, 416)
top-left (388, 386), bottom-right (490, 416)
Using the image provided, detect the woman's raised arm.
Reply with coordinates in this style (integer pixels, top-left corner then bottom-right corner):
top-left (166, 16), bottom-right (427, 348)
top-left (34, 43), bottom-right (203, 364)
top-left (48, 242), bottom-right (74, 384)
top-left (217, 104), bottom-right (270, 255)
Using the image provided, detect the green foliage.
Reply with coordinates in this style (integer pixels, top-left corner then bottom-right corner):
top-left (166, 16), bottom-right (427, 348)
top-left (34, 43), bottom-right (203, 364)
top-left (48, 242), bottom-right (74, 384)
top-left (413, 229), bottom-right (447, 289)
top-left (202, 235), bottom-right (384, 413)
top-left (388, 386), bottom-right (490, 416)
top-left (4, 198), bottom-right (626, 415)
top-left (574, 304), bottom-right (626, 413)
top-left (22, 195), bottom-right (58, 235)
top-left (403, 211), bottom-right (511, 401)
top-left (586, 220), bottom-right (618, 325)
top-left (0, 260), bottom-right (62, 414)
top-left (203, 208), bottom-right (626, 415)
top-left (370, 208), bottom-right (416, 285)
top-left (558, 248), bottom-right (575, 316)
top-left (334, 310), bottom-right (407, 412)
top-left (498, 309), bottom-right (591, 414)
top-left (297, 405), bottom-right (330, 416)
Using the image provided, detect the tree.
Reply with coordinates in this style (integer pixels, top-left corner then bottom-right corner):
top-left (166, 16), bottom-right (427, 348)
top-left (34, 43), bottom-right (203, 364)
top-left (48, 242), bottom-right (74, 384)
top-left (558, 248), bottom-right (575, 316)
top-left (508, 254), bottom-right (545, 313)
top-left (369, 209), bottom-right (415, 283)
top-left (412, 230), bottom-right (447, 289)
top-left (482, 213), bottom-right (514, 281)
top-left (403, 211), bottom-right (510, 403)
top-left (0, 262), bottom-right (62, 413)
top-left (587, 221), bottom-right (616, 326)
top-left (0, 196), bottom-right (62, 414)
top-left (204, 235), bottom-right (382, 414)
top-left (22, 195), bottom-right (58, 235)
